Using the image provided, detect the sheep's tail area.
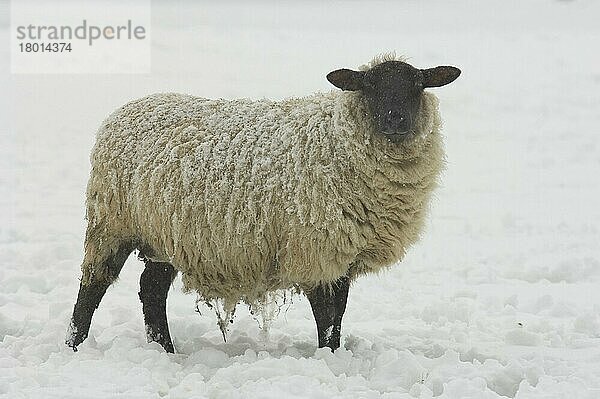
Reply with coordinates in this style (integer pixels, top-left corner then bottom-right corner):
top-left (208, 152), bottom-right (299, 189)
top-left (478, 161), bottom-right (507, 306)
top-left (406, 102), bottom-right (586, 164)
top-left (80, 163), bottom-right (135, 285)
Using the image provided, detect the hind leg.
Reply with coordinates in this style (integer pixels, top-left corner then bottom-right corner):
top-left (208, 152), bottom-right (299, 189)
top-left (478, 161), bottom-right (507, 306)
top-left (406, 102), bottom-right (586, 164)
top-left (139, 260), bottom-right (177, 353)
top-left (66, 242), bottom-right (133, 350)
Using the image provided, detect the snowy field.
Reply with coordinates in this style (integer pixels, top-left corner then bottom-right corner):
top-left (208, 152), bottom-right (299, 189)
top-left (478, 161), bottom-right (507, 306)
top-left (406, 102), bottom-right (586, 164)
top-left (2, 1), bottom-right (600, 398)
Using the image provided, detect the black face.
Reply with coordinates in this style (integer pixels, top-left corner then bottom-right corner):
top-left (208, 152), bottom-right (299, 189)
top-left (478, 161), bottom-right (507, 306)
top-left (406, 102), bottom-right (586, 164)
top-left (362, 62), bottom-right (423, 137)
top-left (327, 60), bottom-right (461, 142)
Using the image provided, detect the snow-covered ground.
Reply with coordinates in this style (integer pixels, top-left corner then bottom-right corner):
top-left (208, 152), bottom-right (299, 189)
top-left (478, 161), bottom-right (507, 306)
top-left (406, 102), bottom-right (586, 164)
top-left (2, 1), bottom-right (600, 398)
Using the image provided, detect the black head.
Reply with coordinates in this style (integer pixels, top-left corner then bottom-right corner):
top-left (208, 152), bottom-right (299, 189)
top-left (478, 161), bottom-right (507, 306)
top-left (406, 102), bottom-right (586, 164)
top-left (327, 60), bottom-right (461, 142)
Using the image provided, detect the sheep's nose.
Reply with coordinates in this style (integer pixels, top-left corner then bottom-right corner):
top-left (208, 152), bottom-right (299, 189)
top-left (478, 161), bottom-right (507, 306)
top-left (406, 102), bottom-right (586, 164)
top-left (383, 110), bottom-right (409, 132)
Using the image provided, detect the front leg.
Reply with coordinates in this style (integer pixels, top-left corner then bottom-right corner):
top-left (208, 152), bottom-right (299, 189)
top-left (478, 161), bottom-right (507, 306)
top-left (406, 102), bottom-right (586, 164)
top-left (305, 276), bottom-right (350, 351)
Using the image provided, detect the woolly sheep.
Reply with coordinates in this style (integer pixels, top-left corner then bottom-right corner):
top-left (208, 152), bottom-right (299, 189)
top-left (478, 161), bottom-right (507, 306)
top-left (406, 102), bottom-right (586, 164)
top-left (66, 54), bottom-right (461, 353)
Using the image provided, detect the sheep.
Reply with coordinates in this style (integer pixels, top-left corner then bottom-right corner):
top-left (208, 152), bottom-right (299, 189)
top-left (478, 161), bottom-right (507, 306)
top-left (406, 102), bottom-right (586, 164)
top-left (66, 54), bottom-right (460, 353)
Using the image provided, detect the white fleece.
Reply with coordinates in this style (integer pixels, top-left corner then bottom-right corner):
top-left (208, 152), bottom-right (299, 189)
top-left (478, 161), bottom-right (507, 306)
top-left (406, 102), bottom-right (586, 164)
top-left (81, 57), bottom-right (445, 309)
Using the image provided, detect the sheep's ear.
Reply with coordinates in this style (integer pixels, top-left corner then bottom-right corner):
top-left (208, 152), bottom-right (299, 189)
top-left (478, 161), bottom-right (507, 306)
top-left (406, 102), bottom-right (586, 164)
top-left (421, 66), bottom-right (461, 88)
top-left (327, 69), bottom-right (365, 91)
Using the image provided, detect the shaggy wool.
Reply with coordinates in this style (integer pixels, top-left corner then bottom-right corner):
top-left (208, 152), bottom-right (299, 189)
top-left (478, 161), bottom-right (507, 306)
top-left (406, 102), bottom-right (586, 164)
top-left (81, 59), bottom-right (445, 309)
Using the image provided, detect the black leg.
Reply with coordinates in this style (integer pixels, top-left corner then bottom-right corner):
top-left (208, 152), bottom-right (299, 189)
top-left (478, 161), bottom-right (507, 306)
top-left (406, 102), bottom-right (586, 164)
top-left (66, 243), bottom-right (133, 350)
top-left (139, 261), bottom-right (177, 353)
top-left (306, 276), bottom-right (350, 351)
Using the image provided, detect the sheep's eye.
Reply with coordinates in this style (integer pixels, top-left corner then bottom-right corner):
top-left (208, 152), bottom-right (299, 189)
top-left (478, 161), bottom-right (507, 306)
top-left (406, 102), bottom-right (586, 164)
top-left (363, 80), bottom-right (376, 90)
